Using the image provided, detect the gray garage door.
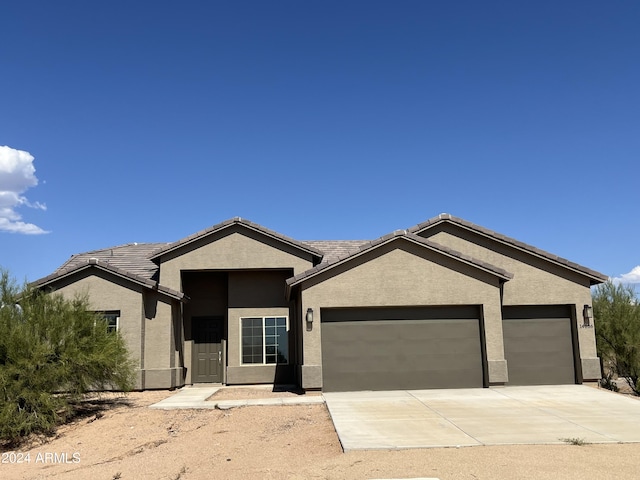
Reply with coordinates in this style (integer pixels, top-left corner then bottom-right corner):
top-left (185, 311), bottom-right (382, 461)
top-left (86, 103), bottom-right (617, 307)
top-left (503, 305), bottom-right (576, 386)
top-left (321, 306), bottom-right (485, 392)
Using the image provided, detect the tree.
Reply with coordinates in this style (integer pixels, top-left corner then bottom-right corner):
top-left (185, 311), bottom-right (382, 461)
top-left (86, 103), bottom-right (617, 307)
top-left (593, 280), bottom-right (640, 395)
top-left (0, 269), bottom-right (135, 444)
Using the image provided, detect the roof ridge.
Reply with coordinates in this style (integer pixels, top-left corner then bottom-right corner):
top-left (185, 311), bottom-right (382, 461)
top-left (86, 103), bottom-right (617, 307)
top-left (287, 230), bottom-right (513, 288)
top-left (149, 217), bottom-right (324, 260)
top-left (32, 259), bottom-right (185, 301)
top-left (407, 214), bottom-right (607, 283)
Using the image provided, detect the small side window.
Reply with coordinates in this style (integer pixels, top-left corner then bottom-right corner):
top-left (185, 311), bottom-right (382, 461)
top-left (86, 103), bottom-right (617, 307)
top-left (97, 311), bottom-right (120, 332)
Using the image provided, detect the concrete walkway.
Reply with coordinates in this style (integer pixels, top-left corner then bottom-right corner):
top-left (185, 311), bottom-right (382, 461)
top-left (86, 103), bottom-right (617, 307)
top-left (149, 385), bottom-right (325, 410)
top-left (323, 385), bottom-right (640, 451)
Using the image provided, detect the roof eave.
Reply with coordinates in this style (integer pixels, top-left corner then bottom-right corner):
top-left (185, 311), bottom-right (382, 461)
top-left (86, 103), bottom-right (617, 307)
top-left (286, 232), bottom-right (513, 289)
top-left (149, 217), bottom-right (323, 262)
top-left (411, 215), bottom-right (607, 285)
top-left (31, 261), bottom-right (186, 302)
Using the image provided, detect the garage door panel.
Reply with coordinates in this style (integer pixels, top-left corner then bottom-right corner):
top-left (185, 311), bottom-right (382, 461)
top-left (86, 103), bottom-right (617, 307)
top-left (321, 310), bottom-right (484, 392)
top-left (503, 311), bottom-right (576, 386)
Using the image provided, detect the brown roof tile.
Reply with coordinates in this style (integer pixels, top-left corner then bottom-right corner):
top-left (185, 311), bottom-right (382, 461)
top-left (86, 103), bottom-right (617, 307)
top-left (287, 231), bottom-right (514, 288)
top-left (55, 242), bottom-right (168, 281)
top-left (31, 258), bottom-right (186, 301)
top-left (407, 213), bottom-right (608, 284)
top-left (301, 240), bottom-right (370, 263)
top-left (149, 217), bottom-right (324, 261)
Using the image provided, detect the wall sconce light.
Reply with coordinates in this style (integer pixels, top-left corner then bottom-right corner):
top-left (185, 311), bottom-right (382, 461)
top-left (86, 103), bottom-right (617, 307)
top-left (583, 304), bottom-right (593, 327)
top-left (306, 308), bottom-right (314, 324)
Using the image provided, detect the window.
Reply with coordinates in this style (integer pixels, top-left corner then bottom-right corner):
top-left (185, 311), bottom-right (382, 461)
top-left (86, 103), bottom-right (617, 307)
top-left (96, 311), bottom-right (119, 333)
top-left (241, 316), bottom-right (288, 365)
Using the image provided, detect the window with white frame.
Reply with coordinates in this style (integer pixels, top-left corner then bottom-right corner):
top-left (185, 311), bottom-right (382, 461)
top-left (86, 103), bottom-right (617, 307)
top-left (97, 311), bottom-right (120, 333)
top-left (241, 316), bottom-right (288, 365)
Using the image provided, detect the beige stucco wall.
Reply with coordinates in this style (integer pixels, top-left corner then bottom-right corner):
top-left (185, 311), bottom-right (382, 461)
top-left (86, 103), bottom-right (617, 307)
top-left (181, 270), bottom-right (294, 385)
top-left (182, 272), bottom-right (227, 385)
top-left (157, 227), bottom-right (311, 385)
top-left (423, 225), bottom-right (600, 380)
top-left (44, 271), bottom-right (184, 390)
top-left (157, 227), bottom-right (315, 291)
top-left (226, 271), bottom-right (292, 384)
top-left (226, 306), bottom-right (291, 384)
top-left (142, 291), bottom-right (183, 388)
top-left (44, 271), bottom-right (145, 388)
top-left (298, 241), bottom-right (507, 389)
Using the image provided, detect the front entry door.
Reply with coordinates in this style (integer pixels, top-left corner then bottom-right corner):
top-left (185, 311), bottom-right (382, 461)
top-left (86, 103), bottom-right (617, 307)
top-left (192, 316), bottom-right (223, 383)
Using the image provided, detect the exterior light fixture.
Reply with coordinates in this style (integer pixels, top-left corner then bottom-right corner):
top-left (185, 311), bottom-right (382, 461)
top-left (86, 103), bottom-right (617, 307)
top-left (306, 308), bottom-right (313, 324)
top-left (583, 304), bottom-right (593, 327)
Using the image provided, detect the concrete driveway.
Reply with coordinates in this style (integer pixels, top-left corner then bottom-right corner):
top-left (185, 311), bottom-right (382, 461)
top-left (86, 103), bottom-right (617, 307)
top-left (322, 385), bottom-right (640, 451)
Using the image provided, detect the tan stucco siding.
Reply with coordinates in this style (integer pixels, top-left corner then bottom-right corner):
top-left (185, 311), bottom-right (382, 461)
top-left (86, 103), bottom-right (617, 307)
top-left (158, 228), bottom-right (314, 291)
top-left (182, 272), bottom-right (227, 385)
top-left (141, 292), bottom-right (184, 389)
top-left (228, 270), bottom-right (290, 308)
top-left (43, 272), bottom-right (185, 389)
top-left (226, 271), bottom-right (292, 383)
top-left (425, 227), bottom-right (592, 305)
top-left (48, 273), bottom-right (143, 369)
top-left (142, 292), bottom-right (175, 370)
top-left (424, 227), bottom-right (599, 377)
top-left (227, 306), bottom-right (290, 384)
top-left (44, 272), bottom-right (147, 387)
top-left (298, 243), bottom-right (506, 387)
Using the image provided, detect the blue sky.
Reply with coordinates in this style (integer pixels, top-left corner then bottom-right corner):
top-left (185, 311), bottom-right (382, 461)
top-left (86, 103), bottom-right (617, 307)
top-left (1, 1), bottom-right (638, 285)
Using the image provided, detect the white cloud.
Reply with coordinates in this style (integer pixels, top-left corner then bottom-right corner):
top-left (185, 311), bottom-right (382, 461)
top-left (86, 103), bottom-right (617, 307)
top-left (613, 266), bottom-right (640, 284)
top-left (0, 145), bottom-right (48, 234)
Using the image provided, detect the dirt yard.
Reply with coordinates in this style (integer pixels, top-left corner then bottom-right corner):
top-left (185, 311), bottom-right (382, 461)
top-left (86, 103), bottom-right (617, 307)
top-left (1, 388), bottom-right (639, 480)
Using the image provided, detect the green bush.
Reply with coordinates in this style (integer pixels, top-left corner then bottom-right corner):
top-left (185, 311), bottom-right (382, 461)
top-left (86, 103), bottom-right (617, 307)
top-left (0, 269), bottom-right (134, 444)
top-left (593, 280), bottom-right (640, 396)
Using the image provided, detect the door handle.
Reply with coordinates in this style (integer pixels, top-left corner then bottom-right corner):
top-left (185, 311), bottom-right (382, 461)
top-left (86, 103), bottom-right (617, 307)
top-left (218, 351), bottom-right (222, 365)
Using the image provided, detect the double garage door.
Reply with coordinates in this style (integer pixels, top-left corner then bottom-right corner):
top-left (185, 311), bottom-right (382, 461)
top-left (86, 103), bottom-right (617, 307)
top-left (321, 306), bottom-right (486, 392)
top-left (321, 305), bottom-right (578, 392)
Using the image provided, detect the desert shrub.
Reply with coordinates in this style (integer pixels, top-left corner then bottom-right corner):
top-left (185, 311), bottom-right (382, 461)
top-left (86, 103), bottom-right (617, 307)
top-left (0, 269), bottom-right (134, 444)
top-left (593, 280), bottom-right (640, 395)
top-left (598, 371), bottom-right (619, 392)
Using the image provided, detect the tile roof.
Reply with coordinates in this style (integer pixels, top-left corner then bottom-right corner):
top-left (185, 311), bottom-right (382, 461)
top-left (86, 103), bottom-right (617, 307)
top-left (301, 240), bottom-right (370, 263)
top-left (55, 242), bottom-right (169, 281)
top-left (38, 214), bottom-right (605, 296)
top-left (149, 217), bottom-right (324, 261)
top-left (408, 213), bottom-right (608, 284)
top-left (287, 231), bottom-right (514, 289)
top-left (31, 258), bottom-right (185, 301)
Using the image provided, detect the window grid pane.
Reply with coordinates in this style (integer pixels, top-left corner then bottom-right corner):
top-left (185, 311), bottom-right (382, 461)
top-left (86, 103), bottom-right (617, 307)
top-left (241, 318), bottom-right (264, 364)
top-left (99, 311), bottom-right (119, 333)
top-left (241, 316), bottom-right (288, 365)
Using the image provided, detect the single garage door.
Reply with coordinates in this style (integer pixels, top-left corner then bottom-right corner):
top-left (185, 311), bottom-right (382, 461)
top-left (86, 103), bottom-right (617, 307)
top-left (321, 306), bottom-right (485, 392)
top-left (503, 305), bottom-right (576, 385)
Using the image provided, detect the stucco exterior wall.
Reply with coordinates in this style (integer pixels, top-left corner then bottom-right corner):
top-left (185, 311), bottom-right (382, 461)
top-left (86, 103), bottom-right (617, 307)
top-left (227, 306), bottom-right (292, 384)
top-left (422, 225), bottom-right (600, 380)
top-left (226, 270), bottom-right (292, 384)
top-left (157, 227), bottom-right (314, 291)
top-left (45, 271), bottom-right (145, 389)
top-left (44, 271), bottom-right (184, 389)
top-left (182, 272), bottom-right (227, 385)
top-left (297, 241), bottom-right (507, 389)
top-left (142, 291), bottom-right (183, 389)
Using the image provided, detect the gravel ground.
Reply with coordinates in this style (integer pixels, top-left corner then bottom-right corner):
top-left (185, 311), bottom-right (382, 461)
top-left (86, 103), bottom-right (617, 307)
top-left (1, 389), bottom-right (639, 480)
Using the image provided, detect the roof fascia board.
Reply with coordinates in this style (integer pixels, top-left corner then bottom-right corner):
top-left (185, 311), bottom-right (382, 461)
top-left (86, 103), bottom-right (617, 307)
top-left (414, 217), bottom-right (607, 284)
top-left (402, 235), bottom-right (513, 281)
top-left (149, 218), bottom-right (323, 262)
top-left (286, 233), bottom-right (512, 297)
top-left (32, 262), bottom-right (186, 302)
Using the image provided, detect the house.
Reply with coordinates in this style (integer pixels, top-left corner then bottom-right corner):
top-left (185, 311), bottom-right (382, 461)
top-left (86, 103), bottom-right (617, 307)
top-left (31, 214), bottom-right (607, 392)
